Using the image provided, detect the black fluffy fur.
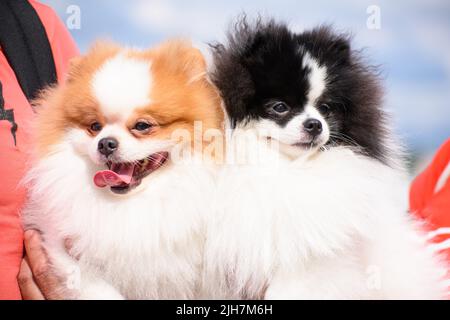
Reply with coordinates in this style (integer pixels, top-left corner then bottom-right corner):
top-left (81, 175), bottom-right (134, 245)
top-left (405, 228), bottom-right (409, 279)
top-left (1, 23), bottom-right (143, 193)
top-left (210, 17), bottom-right (393, 164)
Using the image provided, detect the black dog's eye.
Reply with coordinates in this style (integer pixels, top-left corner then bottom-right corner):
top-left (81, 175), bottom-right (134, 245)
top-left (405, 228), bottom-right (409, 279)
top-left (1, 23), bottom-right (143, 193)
top-left (90, 122), bottom-right (102, 132)
top-left (272, 102), bottom-right (290, 114)
top-left (318, 104), bottom-right (331, 115)
top-left (134, 121), bottom-right (152, 133)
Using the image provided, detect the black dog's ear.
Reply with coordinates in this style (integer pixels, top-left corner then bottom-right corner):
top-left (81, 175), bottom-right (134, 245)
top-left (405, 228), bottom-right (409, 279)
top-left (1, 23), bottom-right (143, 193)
top-left (297, 26), bottom-right (351, 65)
top-left (210, 42), bottom-right (255, 127)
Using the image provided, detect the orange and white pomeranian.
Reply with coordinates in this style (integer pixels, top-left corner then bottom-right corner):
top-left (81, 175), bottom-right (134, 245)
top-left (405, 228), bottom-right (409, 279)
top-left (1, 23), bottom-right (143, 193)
top-left (22, 40), bottom-right (223, 299)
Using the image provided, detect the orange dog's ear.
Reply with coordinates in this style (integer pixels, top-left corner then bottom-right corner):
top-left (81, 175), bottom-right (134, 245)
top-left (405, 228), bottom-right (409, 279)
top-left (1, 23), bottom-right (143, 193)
top-left (152, 39), bottom-right (207, 84)
top-left (68, 56), bottom-right (82, 70)
top-left (182, 46), bottom-right (207, 84)
top-left (66, 56), bottom-right (82, 82)
top-left (66, 40), bottom-right (121, 82)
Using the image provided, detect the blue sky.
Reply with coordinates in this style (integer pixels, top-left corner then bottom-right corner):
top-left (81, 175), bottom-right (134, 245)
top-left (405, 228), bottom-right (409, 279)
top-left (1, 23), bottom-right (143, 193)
top-left (41, 0), bottom-right (450, 157)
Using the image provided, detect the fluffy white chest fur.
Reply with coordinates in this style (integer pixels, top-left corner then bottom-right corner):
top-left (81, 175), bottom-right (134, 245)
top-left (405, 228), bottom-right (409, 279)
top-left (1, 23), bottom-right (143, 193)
top-left (203, 129), bottom-right (447, 299)
top-left (23, 142), bottom-right (215, 299)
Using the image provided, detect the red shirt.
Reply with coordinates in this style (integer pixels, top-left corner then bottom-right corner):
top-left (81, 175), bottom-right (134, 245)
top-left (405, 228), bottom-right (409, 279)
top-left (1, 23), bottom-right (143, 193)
top-left (0, 0), bottom-right (78, 299)
top-left (410, 139), bottom-right (450, 262)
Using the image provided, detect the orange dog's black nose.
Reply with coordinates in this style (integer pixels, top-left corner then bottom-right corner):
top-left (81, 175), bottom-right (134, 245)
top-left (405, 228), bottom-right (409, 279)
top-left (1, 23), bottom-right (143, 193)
top-left (98, 137), bottom-right (118, 157)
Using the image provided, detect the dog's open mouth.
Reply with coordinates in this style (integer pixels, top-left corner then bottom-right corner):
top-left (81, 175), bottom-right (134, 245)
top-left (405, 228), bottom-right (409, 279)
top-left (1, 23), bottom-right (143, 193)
top-left (93, 152), bottom-right (169, 194)
top-left (292, 141), bottom-right (318, 149)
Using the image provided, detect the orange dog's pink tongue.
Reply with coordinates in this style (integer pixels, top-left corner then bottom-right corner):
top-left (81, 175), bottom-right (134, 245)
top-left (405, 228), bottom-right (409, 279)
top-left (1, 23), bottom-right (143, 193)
top-left (93, 164), bottom-right (134, 188)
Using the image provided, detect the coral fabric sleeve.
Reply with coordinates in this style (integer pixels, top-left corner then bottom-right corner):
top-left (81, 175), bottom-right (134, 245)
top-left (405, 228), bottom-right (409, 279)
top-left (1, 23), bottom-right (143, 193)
top-left (410, 139), bottom-right (450, 220)
top-left (410, 139), bottom-right (450, 260)
top-left (0, 0), bottom-right (78, 299)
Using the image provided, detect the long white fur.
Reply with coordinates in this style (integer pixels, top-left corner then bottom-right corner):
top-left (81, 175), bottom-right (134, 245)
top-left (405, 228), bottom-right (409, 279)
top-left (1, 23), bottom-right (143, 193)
top-left (202, 126), bottom-right (447, 299)
top-left (23, 133), bottom-right (215, 299)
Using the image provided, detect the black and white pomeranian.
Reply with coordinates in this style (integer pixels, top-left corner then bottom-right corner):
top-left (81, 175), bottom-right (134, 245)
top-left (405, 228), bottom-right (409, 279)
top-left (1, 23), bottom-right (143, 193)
top-left (203, 17), bottom-right (447, 299)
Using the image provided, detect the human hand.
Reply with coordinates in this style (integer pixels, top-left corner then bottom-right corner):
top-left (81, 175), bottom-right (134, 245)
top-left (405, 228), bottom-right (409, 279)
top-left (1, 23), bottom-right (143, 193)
top-left (18, 230), bottom-right (72, 300)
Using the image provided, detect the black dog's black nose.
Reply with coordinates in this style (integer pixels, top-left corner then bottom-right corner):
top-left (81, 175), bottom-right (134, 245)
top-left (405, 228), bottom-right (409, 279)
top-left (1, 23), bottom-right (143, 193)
top-left (98, 137), bottom-right (119, 157)
top-left (303, 118), bottom-right (323, 136)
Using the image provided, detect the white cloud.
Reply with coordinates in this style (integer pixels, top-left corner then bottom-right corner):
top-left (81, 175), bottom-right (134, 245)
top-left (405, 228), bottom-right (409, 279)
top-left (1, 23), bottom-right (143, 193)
top-left (129, 0), bottom-right (228, 41)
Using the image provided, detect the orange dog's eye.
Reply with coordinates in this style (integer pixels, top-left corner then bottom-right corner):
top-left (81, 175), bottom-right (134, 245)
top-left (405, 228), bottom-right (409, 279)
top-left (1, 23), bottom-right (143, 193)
top-left (89, 122), bottom-right (102, 133)
top-left (133, 120), bottom-right (153, 134)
